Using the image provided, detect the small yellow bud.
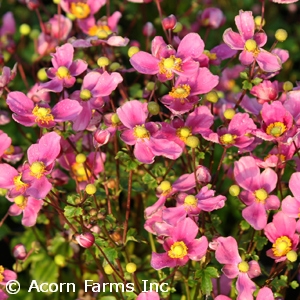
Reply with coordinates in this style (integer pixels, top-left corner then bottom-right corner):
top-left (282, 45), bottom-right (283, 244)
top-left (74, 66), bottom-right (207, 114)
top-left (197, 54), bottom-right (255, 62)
top-left (224, 108), bottom-right (236, 120)
top-left (185, 136), bottom-right (200, 148)
top-left (37, 68), bottom-right (48, 82)
top-left (229, 185), bottom-right (240, 196)
top-left (104, 264), bottom-right (114, 275)
top-left (20, 24), bottom-right (31, 35)
top-left (97, 57), bottom-right (110, 67)
top-left (85, 184), bottom-right (96, 195)
top-left (205, 91), bottom-right (219, 103)
top-left (283, 81), bottom-right (293, 92)
top-left (126, 262), bottom-right (137, 273)
top-left (128, 46), bottom-right (140, 58)
top-left (109, 62), bottom-right (121, 72)
top-left (254, 16), bottom-right (265, 28)
top-left (286, 250), bottom-right (297, 262)
top-left (76, 153), bottom-right (87, 164)
top-left (173, 22), bottom-right (183, 33)
top-left (67, 13), bottom-right (76, 21)
top-left (159, 181), bottom-right (171, 192)
top-left (275, 29), bottom-right (288, 42)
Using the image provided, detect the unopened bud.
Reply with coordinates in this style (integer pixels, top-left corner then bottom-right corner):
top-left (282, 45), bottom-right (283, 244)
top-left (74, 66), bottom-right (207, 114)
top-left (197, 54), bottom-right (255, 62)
top-left (162, 14), bottom-right (177, 30)
top-left (75, 232), bottom-right (95, 248)
top-left (94, 129), bottom-right (111, 147)
top-left (13, 244), bottom-right (27, 260)
top-left (275, 29), bottom-right (288, 42)
top-left (143, 22), bottom-right (155, 37)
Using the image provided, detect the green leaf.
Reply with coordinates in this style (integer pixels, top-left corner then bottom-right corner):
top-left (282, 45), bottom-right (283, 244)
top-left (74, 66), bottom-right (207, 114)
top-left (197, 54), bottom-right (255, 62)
top-left (142, 173), bottom-right (158, 189)
top-left (64, 206), bottom-right (83, 218)
top-left (240, 220), bottom-right (250, 231)
top-left (242, 80), bottom-right (253, 90)
top-left (240, 71), bottom-right (249, 79)
top-left (251, 77), bottom-right (263, 85)
top-left (125, 228), bottom-right (147, 244)
top-left (103, 248), bottom-right (118, 263)
top-left (195, 267), bottom-right (219, 295)
top-left (254, 235), bottom-right (268, 251)
top-left (205, 267), bottom-right (219, 278)
top-left (290, 280), bottom-right (299, 289)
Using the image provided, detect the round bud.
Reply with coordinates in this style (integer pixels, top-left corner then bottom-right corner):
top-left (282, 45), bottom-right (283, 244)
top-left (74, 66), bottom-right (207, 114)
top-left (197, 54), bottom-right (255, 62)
top-left (0, 188), bottom-right (7, 196)
top-left (173, 22), bottom-right (183, 33)
top-left (286, 250), bottom-right (297, 262)
top-left (76, 153), bottom-right (87, 164)
top-left (146, 81), bottom-right (155, 91)
top-left (283, 81), bottom-right (293, 92)
top-left (89, 208), bottom-right (98, 217)
top-left (86, 184), bottom-right (97, 195)
top-left (275, 29), bottom-right (288, 42)
top-left (104, 264), bottom-right (114, 275)
top-left (185, 136), bottom-right (200, 148)
top-left (53, 0), bottom-right (61, 3)
top-left (128, 46), bottom-right (139, 58)
top-left (147, 102), bottom-right (160, 115)
top-left (13, 244), bottom-right (27, 260)
top-left (54, 254), bottom-right (66, 267)
top-left (205, 91), bottom-right (219, 103)
top-left (126, 262), bottom-right (137, 273)
top-left (13, 263), bottom-right (23, 273)
top-left (75, 232), bottom-right (95, 248)
top-left (159, 181), bottom-right (171, 192)
top-left (254, 16), bottom-right (265, 27)
top-left (37, 68), bottom-right (48, 81)
top-left (31, 241), bottom-right (41, 251)
top-left (143, 22), bottom-right (155, 37)
top-left (107, 179), bottom-right (116, 189)
top-left (67, 13), bottom-right (76, 21)
top-left (97, 57), bottom-right (110, 67)
top-left (20, 24), bottom-right (31, 35)
top-left (109, 62), bottom-right (121, 72)
top-left (30, 29), bottom-right (40, 39)
top-left (162, 14), bottom-right (177, 30)
top-left (224, 108), bottom-right (236, 120)
top-left (229, 185), bottom-right (240, 196)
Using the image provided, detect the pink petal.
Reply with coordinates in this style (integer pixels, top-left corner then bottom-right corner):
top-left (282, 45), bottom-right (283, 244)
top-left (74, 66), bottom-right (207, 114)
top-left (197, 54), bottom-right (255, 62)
top-left (151, 252), bottom-right (178, 269)
top-left (265, 195), bottom-right (280, 211)
top-left (188, 236), bottom-right (208, 260)
top-left (228, 113), bottom-right (256, 135)
top-left (223, 28), bottom-right (245, 50)
top-left (239, 50), bottom-right (254, 65)
top-left (177, 33), bottom-right (204, 60)
top-left (259, 168), bottom-right (277, 193)
top-left (173, 217), bottom-right (198, 243)
top-left (7, 91), bottom-right (34, 114)
top-left (289, 172), bottom-right (300, 199)
top-left (51, 43), bottom-right (74, 69)
top-left (106, 36), bottom-right (130, 47)
top-left (247, 260), bottom-right (261, 278)
top-left (69, 59), bottom-right (88, 76)
top-left (26, 176), bottom-right (52, 199)
top-left (256, 287), bottom-right (274, 300)
top-left (256, 50), bottom-right (282, 72)
top-left (282, 195), bottom-right (300, 218)
top-left (72, 103), bottom-right (92, 131)
top-left (134, 141), bottom-right (155, 164)
top-left (39, 77), bottom-right (64, 93)
top-left (236, 273), bottom-right (256, 300)
top-left (222, 264), bottom-right (240, 279)
top-left (0, 164), bottom-right (18, 188)
top-left (242, 202), bottom-right (267, 230)
top-left (235, 10), bottom-right (254, 41)
top-left (53, 99), bottom-right (83, 122)
top-left (149, 137), bottom-right (182, 160)
top-left (120, 129), bottom-right (136, 145)
top-left (215, 236), bottom-right (241, 264)
top-left (253, 32), bottom-right (267, 47)
top-left (92, 71), bottom-right (123, 96)
top-left (130, 52), bottom-right (159, 75)
top-left (137, 292), bottom-right (160, 300)
top-left (186, 106), bottom-right (214, 134)
top-left (22, 198), bottom-right (43, 227)
top-left (0, 131), bottom-right (11, 157)
top-left (8, 204), bottom-right (22, 216)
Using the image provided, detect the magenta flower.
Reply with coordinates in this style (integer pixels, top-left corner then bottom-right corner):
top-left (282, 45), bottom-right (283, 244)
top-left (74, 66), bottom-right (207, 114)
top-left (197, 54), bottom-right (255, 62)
top-left (0, 130), bottom-right (11, 158)
top-left (151, 218), bottom-right (208, 269)
top-left (253, 101), bottom-right (293, 141)
top-left (0, 266), bottom-right (17, 286)
top-left (7, 91), bottom-right (82, 128)
top-left (284, 90), bottom-right (300, 126)
top-left (21, 132), bottom-right (61, 199)
top-left (117, 100), bottom-right (182, 164)
top-left (250, 80), bottom-right (279, 104)
top-left (282, 172), bottom-right (300, 232)
top-left (137, 292), bottom-right (160, 300)
top-left (39, 43), bottom-right (88, 93)
top-left (215, 236), bottom-right (261, 300)
top-left (256, 287), bottom-right (274, 300)
top-left (70, 71), bottom-right (123, 131)
top-left (160, 67), bottom-right (219, 115)
top-left (234, 156), bottom-right (280, 230)
top-left (223, 10), bottom-right (281, 72)
top-left (130, 33), bottom-right (203, 81)
top-left (8, 195), bottom-right (43, 227)
top-left (200, 7), bottom-right (226, 29)
top-left (264, 211), bottom-right (299, 262)
top-left (0, 63), bottom-right (17, 97)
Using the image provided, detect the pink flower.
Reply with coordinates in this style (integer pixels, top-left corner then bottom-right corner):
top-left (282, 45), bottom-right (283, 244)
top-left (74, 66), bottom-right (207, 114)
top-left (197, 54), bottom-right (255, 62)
top-left (264, 211), bottom-right (299, 262)
top-left (257, 287), bottom-right (274, 300)
top-left (234, 156), bottom-right (280, 230)
top-left (200, 7), bottom-right (226, 29)
top-left (151, 218), bottom-right (208, 269)
top-left (215, 236), bottom-right (261, 300)
top-left (137, 291), bottom-right (160, 300)
top-left (70, 71), bottom-right (123, 131)
top-left (196, 186), bottom-right (227, 212)
top-left (117, 100), bottom-right (182, 164)
top-left (223, 10), bottom-right (281, 72)
top-left (0, 266), bottom-right (17, 285)
top-left (282, 172), bottom-right (300, 232)
top-left (0, 131), bottom-right (11, 158)
top-left (250, 80), bottom-right (280, 104)
top-left (8, 195), bottom-right (43, 227)
top-left (21, 132), bottom-right (61, 199)
top-left (39, 43), bottom-right (88, 93)
top-left (0, 63), bottom-right (17, 97)
top-left (160, 67), bottom-right (219, 115)
top-left (284, 90), bottom-right (300, 125)
top-left (130, 33), bottom-right (203, 81)
top-left (6, 91), bottom-right (82, 128)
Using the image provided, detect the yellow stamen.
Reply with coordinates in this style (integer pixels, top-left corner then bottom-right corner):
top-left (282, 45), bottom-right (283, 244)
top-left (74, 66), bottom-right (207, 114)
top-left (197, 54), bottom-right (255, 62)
top-left (14, 195), bottom-right (27, 210)
top-left (32, 106), bottom-right (54, 124)
top-left (266, 122), bottom-right (287, 137)
top-left (30, 161), bottom-right (46, 179)
top-left (203, 50), bottom-right (217, 60)
top-left (0, 265), bottom-right (5, 282)
top-left (169, 84), bottom-right (191, 99)
top-left (176, 127), bottom-right (192, 142)
top-left (70, 2), bottom-right (90, 19)
top-left (133, 125), bottom-right (150, 139)
top-left (4, 145), bottom-right (15, 155)
top-left (272, 236), bottom-right (292, 257)
top-left (238, 261), bottom-right (249, 273)
top-left (254, 188), bottom-right (268, 203)
top-left (88, 25), bottom-right (112, 38)
top-left (184, 195), bottom-right (197, 207)
top-left (56, 66), bottom-right (71, 79)
top-left (168, 241), bottom-right (188, 259)
top-left (13, 175), bottom-right (28, 191)
top-left (71, 162), bottom-right (91, 182)
top-left (220, 133), bottom-right (236, 145)
top-left (80, 89), bottom-right (92, 101)
top-left (158, 55), bottom-right (182, 79)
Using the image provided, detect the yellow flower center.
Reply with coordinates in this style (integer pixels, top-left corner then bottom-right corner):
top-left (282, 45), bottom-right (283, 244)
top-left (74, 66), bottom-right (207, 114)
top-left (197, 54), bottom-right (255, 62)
top-left (56, 66), bottom-right (71, 79)
top-left (4, 145), bottom-right (15, 155)
top-left (30, 161), bottom-right (46, 179)
top-left (80, 89), bottom-right (92, 101)
top-left (70, 2), bottom-right (90, 19)
top-left (169, 84), bottom-right (191, 99)
top-left (14, 195), bottom-right (27, 210)
top-left (88, 25), bottom-right (112, 38)
top-left (0, 265), bottom-right (4, 282)
top-left (266, 122), bottom-right (287, 137)
top-left (245, 39), bottom-right (258, 52)
top-left (203, 50), bottom-right (217, 60)
top-left (184, 195), bottom-right (197, 207)
top-left (220, 133), bottom-right (236, 145)
top-left (71, 162), bottom-right (91, 182)
top-left (272, 236), bottom-right (292, 257)
top-left (111, 113), bottom-right (120, 126)
top-left (158, 55), bottom-right (182, 79)
top-left (133, 125), bottom-right (150, 139)
top-left (13, 174), bottom-right (29, 191)
top-left (32, 106), bottom-right (54, 124)
top-left (254, 188), bottom-right (268, 203)
top-left (176, 127), bottom-right (192, 142)
top-left (238, 261), bottom-right (249, 273)
top-left (168, 241), bottom-right (188, 259)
